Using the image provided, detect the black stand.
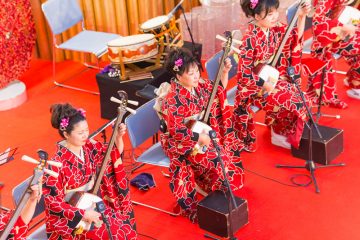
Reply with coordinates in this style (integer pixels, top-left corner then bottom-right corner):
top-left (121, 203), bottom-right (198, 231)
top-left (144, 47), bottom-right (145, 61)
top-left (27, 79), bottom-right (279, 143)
top-left (96, 201), bottom-right (114, 240)
top-left (314, 67), bottom-right (341, 123)
top-left (179, 6), bottom-right (202, 70)
top-left (205, 130), bottom-right (237, 240)
top-left (276, 67), bottom-right (345, 193)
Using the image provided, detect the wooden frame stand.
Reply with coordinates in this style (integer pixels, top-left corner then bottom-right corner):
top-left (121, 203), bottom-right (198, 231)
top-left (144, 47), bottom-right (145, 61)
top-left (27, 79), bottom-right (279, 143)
top-left (115, 38), bottom-right (165, 81)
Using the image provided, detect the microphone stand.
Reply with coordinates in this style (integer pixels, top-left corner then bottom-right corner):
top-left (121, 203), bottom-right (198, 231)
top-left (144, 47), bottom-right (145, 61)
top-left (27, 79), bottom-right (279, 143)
top-left (205, 130), bottom-right (238, 240)
top-left (96, 201), bottom-right (114, 240)
top-left (313, 67), bottom-right (341, 122)
top-left (275, 66), bottom-right (345, 193)
top-left (178, 5), bottom-right (202, 69)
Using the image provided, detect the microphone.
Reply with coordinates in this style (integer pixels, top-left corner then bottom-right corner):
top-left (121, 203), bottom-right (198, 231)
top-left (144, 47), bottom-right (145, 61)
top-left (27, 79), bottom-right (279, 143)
top-left (96, 201), bottom-right (107, 221)
top-left (96, 201), bottom-right (114, 240)
top-left (37, 149), bottom-right (49, 161)
top-left (208, 130), bottom-right (217, 140)
top-left (287, 66), bottom-right (295, 78)
top-left (167, 0), bottom-right (184, 19)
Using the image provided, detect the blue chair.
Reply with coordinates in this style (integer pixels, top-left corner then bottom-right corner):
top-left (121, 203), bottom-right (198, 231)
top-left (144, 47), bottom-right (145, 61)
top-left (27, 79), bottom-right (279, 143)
top-left (125, 99), bottom-right (179, 215)
top-left (12, 177), bottom-right (47, 239)
top-left (205, 50), bottom-right (239, 106)
top-left (205, 50), bottom-right (238, 83)
top-left (27, 225), bottom-right (47, 240)
top-left (125, 99), bottom-right (170, 168)
top-left (205, 50), bottom-right (264, 127)
top-left (41, 0), bottom-right (120, 94)
top-left (205, 50), bottom-right (261, 112)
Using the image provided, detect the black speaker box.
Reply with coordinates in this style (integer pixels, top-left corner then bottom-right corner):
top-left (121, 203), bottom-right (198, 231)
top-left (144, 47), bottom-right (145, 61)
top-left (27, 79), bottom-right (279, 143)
top-left (291, 124), bottom-right (344, 165)
top-left (197, 190), bottom-right (249, 238)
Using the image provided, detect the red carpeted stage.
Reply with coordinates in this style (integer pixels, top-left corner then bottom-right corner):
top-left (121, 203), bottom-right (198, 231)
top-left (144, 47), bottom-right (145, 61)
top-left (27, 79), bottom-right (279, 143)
top-left (0, 57), bottom-right (359, 240)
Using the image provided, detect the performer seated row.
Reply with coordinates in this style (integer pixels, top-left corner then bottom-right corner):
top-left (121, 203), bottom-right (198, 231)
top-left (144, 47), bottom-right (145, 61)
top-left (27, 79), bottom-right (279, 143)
top-left (232, 0), bottom-right (312, 150)
top-left (42, 104), bottom-right (137, 239)
top-left (152, 0), bottom-right (312, 222)
top-left (153, 0), bottom-right (358, 221)
top-left (3, 0), bottom-right (359, 236)
top-left (155, 48), bottom-right (245, 222)
top-left (1, 104), bottom-right (138, 239)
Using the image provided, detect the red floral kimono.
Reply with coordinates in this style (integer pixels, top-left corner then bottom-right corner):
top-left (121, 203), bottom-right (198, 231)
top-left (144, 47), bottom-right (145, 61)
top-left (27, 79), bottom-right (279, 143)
top-left (233, 22), bottom-right (309, 149)
top-left (160, 79), bottom-right (244, 222)
top-left (42, 140), bottom-right (137, 239)
top-left (0, 0), bottom-right (36, 89)
top-left (308, 0), bottom-right (360, 106)
top-left (0, 212), bottom-right (28, 239)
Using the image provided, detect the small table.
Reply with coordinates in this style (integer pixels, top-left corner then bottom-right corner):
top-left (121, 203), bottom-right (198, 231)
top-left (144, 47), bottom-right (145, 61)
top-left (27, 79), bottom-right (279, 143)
top-left (96, 67), bottom-right (171, 120)
top-left (96, 41), bottom-right (202, 120)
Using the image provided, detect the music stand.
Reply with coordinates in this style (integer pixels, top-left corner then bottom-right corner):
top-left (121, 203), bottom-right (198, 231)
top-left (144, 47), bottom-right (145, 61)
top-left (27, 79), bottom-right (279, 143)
top-left (276, 67), bottom-right (345, 193)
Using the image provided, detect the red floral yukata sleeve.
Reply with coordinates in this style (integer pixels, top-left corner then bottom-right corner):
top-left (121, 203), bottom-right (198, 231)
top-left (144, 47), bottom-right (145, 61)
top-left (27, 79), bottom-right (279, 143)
top-left (307, 0), bottom-right (360, 106)
top-left (233, 23), bottom-right (308, 149)
top-left (0, 212), bottom-right (28, 240)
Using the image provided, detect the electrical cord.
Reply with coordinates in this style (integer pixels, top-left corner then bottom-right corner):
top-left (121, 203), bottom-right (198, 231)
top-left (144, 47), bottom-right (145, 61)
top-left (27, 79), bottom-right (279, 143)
top-left (243, 167), bottom-right (312, 187)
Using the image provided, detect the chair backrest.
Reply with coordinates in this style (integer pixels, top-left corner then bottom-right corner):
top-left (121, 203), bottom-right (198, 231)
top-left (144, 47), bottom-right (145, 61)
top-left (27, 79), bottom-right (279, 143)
top-left (125, 99), bottom-right (160, 148)
top-left (12, 177), bottom-right (45, 219)
top-left (286, 2), bottom-right (312, 31)
top-left (205, 50), bottom-right (238, 82)
top-left (42, 0), bottom-right (83, 35)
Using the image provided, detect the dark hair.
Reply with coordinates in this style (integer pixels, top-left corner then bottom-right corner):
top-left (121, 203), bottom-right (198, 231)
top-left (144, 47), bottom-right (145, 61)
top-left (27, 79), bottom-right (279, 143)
top-left (164, 48), bottom-right (200, 77)
top-left (50, 103), bottom-right (86, 138)
top-left (240, 0), bottom-right (279, 18)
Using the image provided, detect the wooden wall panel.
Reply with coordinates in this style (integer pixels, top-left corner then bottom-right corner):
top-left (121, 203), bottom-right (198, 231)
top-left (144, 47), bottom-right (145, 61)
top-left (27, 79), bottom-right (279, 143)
top-left (103, 0), bottom-right (117, 33)
top-left (31, 0), bottom-right (51, 60)
top-left (139, 1), bottom-right (153, 25)
top-left (126, 0), bottom-right (140, 35)
top-left (164, 0), bottom-right (175, 13)
top-left (31, 0), bottom-right (200, 61)
top-left (114, 0), bottom-right (129, 35)
top-left (82, 0), bottom-right (97, 29)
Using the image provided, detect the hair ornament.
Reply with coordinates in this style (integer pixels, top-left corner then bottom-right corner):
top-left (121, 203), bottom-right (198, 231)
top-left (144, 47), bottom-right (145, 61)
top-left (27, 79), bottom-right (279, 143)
top-left (250, 0), bottom-right (259, 9)
top-left (59, 117), bottom-right (70, 131)
top-left (173, 58), bottom-right (183, 72)
top-left (78, 108), bottom-right (86, 117)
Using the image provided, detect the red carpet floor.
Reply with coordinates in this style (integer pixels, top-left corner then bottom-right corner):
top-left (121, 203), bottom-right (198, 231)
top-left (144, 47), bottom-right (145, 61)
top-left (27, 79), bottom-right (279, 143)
top-left (0, 58), bottom-right (359, 240)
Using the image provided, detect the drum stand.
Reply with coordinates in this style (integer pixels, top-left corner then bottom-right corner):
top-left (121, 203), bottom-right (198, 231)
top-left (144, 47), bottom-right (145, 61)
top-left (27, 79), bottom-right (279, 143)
top-left (276, 67), bottom-right (345, 193)
top-left (161, 18), bottom-right (183, 50)
top-left (116, 38), bottom-right (165, 81)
